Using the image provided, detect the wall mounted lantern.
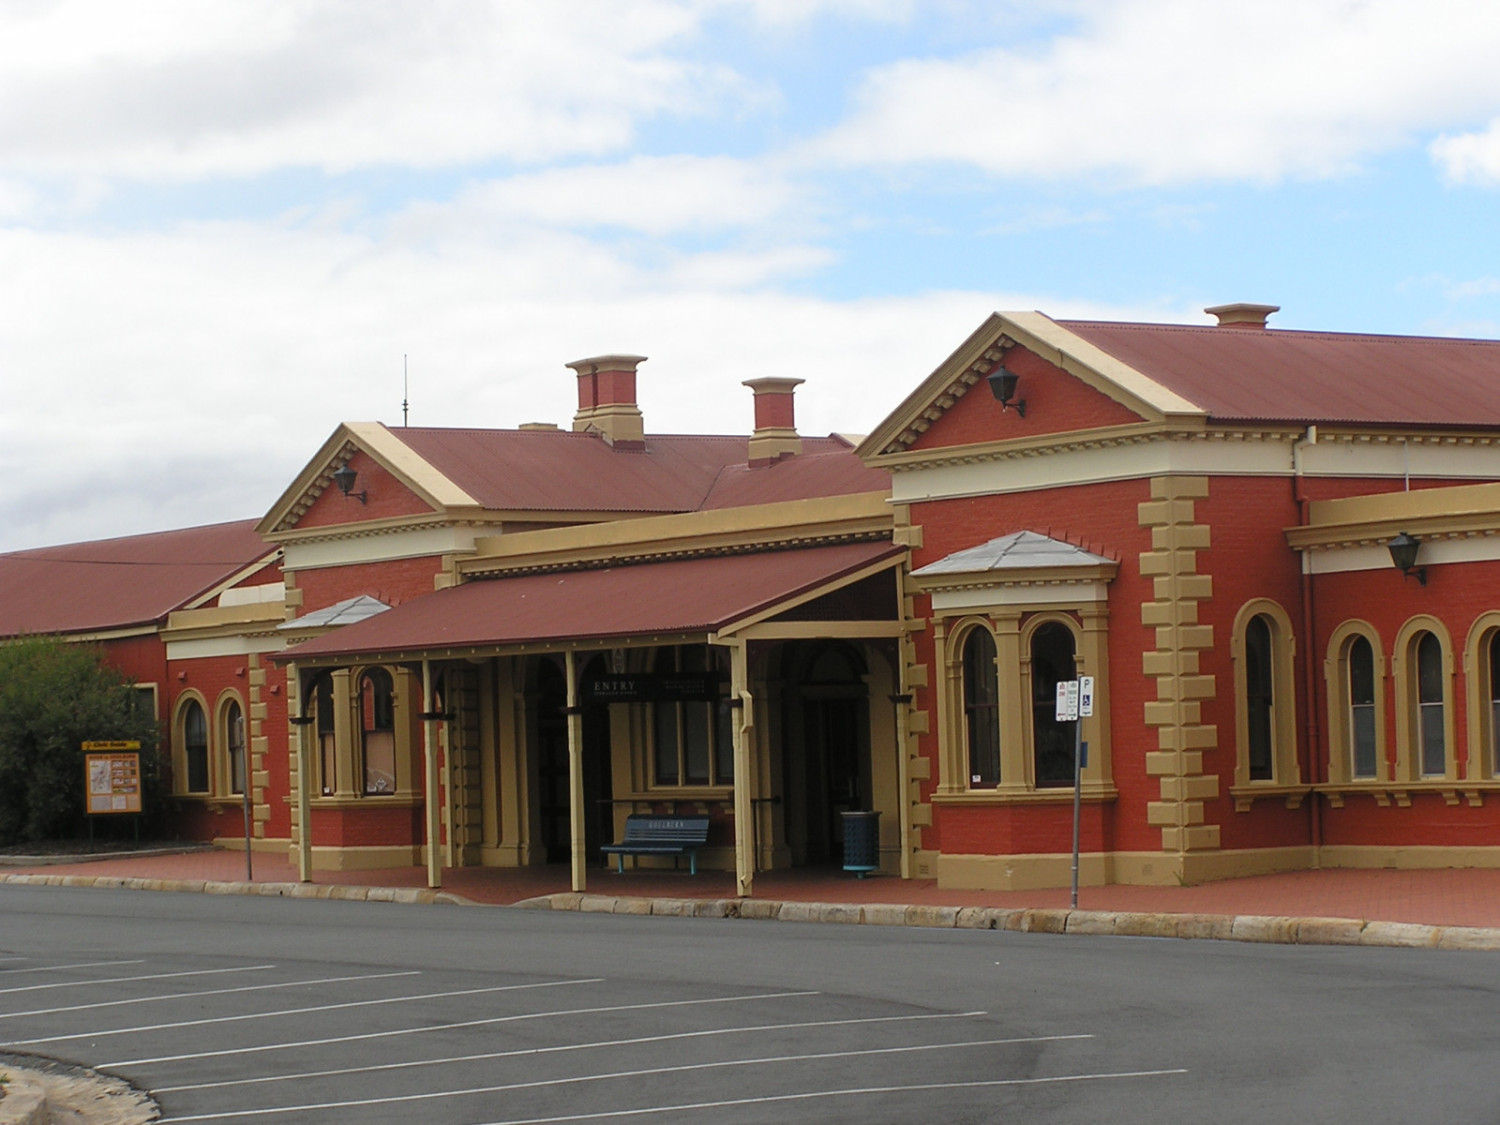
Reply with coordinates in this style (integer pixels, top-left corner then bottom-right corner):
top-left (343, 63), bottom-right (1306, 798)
top-left (986, 366), bottom-right (1026, 417)
top-left (332, 464), bottom-right (367, 505)
top-left (1387, 531), bottom-right (1426, 586)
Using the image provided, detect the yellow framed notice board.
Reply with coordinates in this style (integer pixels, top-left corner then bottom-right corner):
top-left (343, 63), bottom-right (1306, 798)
top-left (83, 741), bottom-right (142, 815)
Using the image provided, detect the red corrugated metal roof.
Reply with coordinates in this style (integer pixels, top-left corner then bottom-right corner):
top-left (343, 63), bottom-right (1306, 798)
top-left (392, 428), bottom-right (883, 512)
top-left (1060, 321), bottom-right (1500, 426)
top-left (0, 520), bottom-right (273, 637)
top-left (282, 541), bottom-right (902, 661)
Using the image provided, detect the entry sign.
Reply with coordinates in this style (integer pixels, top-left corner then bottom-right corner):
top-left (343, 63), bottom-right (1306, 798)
top-left (83, 741), bottom-right (142, 815)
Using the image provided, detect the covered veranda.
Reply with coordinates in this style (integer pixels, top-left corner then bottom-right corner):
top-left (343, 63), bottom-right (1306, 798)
top-left (277, 540), bottom-right (910, 898)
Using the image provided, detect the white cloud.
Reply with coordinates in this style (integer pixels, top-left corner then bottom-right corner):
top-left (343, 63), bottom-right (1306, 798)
top-left (0, 0), bottom-right (748, 179)
top-left (813, 0), bottom-right (1500, 185)
top-left (452, 155), bottom-right (806, 236)
top-left (1431, 119), bottom-right (1500, 185)
top-left (0, 203), bottom-right (1187, 552)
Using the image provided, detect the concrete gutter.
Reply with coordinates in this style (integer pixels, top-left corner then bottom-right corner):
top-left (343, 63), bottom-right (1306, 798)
top-left (5, 871), bottom-right (1498, 951)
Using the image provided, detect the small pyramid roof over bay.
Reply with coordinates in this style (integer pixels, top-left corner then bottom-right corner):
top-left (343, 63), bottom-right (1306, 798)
top-left (912, 530), bottom-right (1113, 576)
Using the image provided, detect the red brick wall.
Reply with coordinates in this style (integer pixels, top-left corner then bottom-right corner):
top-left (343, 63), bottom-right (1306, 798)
top-left (908, 345), bottom-right (1144, 452)
top-left (296, 449), bottom-right (434, 529)
top-left (292, 555), bottom-right (447, 612)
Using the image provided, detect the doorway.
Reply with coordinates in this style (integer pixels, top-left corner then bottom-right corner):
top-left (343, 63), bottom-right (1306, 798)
top-left (783, 641), bottom-right (869, 866)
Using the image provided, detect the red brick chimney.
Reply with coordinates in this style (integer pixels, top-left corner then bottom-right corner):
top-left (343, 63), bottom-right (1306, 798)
top-left (744, 377), bottom-right (803, 466)
top-left (1205, 302), bottom-right (1279, 329)
top-left (566, 354), bottom-right (646, 449)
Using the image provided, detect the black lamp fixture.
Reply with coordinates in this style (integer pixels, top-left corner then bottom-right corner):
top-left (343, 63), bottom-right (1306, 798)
top-left (331, 464), bottom-right (367, 505)
top-left (1387, 531), bottom-right (1426, 586)
top-left (986, 366), bottom-right (1026, 417)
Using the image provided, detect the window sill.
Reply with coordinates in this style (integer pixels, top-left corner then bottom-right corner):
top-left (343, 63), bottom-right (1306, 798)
top-left (1318, 781), bottom-right (1500, 809)
top-left (279, 794), bottom-right (423, 809)
top-left (1229, 784), bottom-right (1309, 812)
top-left (933, 784), bottom-right (1117, 807)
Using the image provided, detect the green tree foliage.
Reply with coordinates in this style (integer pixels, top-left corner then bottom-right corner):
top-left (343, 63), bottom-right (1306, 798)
top-left (0, 638), bottom-right (163, 844)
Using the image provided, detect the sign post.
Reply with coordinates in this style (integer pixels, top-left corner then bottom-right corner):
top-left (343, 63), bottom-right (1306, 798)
top-left (83, 741), bottom-right (142, 849)
top-left (1056, 679), bottom-right (1094, 909)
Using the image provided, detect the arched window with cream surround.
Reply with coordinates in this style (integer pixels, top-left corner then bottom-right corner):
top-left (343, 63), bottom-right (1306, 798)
top-left (961, 626), bottom-right (1001, 788)
top-left (223, 698), bottom-right (246, 795)
top-left (1325, 621), bottom-right (1386, 784)
top-left (1393, 616), bottom-right (1455, 782)
top-left (1464, 613), bottom-right (1500, 779)
top-left (1028, 621), bottom-right (1076, 788)
top-left (1231, 599), bottom-right (1300, 790)
top-left (179, 696), bottom-right (210, 795)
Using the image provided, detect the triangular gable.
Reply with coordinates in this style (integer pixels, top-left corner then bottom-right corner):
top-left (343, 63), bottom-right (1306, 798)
top-left (857, 312), bottom-right (1207, 460)
top-left (258, 421), bottom-right (481, 536)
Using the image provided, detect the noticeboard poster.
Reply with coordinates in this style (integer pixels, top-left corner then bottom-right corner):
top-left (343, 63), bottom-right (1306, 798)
top-left (83, 741), bottom-right (142, 815)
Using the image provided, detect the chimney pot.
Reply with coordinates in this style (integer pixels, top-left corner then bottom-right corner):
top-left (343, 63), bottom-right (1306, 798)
top-left (743, 377), bottom-right (804, 465)
top-left (1205, 302), bottom-right (1279, 329)
top-left (565, 354), bottom-right (647, 448)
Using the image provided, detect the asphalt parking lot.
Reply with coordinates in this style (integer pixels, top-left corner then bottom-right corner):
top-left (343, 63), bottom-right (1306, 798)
top-left (3, 884), bottom-right (1497, 1124)
top-left (0, 946), bottom-right (1185, 1122)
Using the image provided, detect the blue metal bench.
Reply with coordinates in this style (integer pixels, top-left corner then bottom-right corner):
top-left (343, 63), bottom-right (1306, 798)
top-left (601, 814), bottom-right (711, 875)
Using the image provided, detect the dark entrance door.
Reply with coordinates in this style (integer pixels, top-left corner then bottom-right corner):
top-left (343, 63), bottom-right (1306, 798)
top-left (802, 696), bottom-right (862, 864)
top-left (535, 657), bottom-right (615, 864)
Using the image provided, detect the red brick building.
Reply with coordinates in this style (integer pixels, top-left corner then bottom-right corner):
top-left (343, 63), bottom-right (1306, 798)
top-left (13, 308), bottom-right (1500, 893)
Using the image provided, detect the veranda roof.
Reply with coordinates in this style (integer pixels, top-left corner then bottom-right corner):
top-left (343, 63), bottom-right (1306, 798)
top-left (280, 540), bottom-right (903, 663)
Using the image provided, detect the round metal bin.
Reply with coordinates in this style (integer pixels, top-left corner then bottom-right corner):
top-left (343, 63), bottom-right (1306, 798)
top-left (840, 810), bottom-right (881, 876)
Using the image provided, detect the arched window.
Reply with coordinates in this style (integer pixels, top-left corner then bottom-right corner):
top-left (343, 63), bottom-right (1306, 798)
top-left (360, 668), bottom-right (396, 794)
top-left (1030, 622), bottom-right (1076, 787)
top-left (1415, 632), bottom-right (1446, 778)
top-left (224, 699), bottom-right (246, 795)
top-left (1347, 636), bottom-right (1378, 780)
top-left (182, 699), bottom-right (209, 794)
top-left (1232, 600), bottom-right (1299, 791)
top-left (1244, 615), bottom-right (1275, 782)
top-left (962, 628), bottom-right (1000, 788)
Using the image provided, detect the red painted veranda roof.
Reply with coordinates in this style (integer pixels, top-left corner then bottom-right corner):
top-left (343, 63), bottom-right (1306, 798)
top-left (0, 520), bottom-right (274, 637)
top-left (1060, 320), bottom-right (1500, 426)
top-left (282, 540), bottom-right (902, 662)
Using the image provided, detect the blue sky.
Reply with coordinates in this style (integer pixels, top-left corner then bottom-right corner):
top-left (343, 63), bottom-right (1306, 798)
top-left (5, 0), bottom-right (1500, 550)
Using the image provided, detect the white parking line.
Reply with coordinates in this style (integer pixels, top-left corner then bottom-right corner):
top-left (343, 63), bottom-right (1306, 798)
top-left (460, 1070), bottom-right (1194, 1124)
top-left (0, 970), bottom-right (421, 1020)
top-left (155, 1011), bottom-right (1003, 1093)
top-left (0, 964), bottom-right (275, 996)
top-left (158, 1042), bottom-right (1149, 1122)
top-left (0, 959), bottom-right (145, 975)
top-left (102, 990), bottom-right (821, 1067)
top-left (20, 978), bottom-right (606, 1048)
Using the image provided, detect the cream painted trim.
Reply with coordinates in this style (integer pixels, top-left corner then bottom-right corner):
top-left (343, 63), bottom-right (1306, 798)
top-left (1324, 621), bottom-right (1388, 784)
top-left (165, 602), bottom-right (287, 636)
top-left (730, 621), bottom-right (904, 640)
top-left (213, 689), bottom-right (248, 801)
top-left (1002, 311), bottom-right (1201, 417)
top-left (464, 492), bottom-right (894, 575)
top-left (345, 421), bottom-right (480, 508)
top-left (303, 844), bottom-right (424, 871)
top-left (5, 625), bottom-right (157, 644)
top-left (1229, 599), bottom-right (1301, 791)
top-left (928, 582), bottom-right (1112, 613)
top-left (887, 432), bottom-right (1288, 505)
top-left (1392, 616), bottom-right (1458, 783)
top-left (1464, 613), bottom-right (1500, 780)
top-left (282, 524), bottom-right (493, 571)
top-left (1303, 535), bottom-right (1500, 574)
top-left (166, 635), bottom-right (287, 661)
top-left (1316, 843), bottom-right (1500, 870)
top-left (180, 551), bottom-right (282, 612)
